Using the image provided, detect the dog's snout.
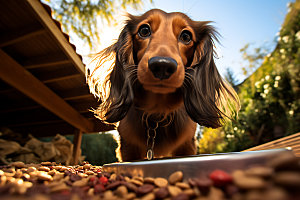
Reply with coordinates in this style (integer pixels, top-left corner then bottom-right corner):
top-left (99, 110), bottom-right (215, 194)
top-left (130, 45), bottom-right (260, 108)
top-left (148, 57), bottom-right (178, 80)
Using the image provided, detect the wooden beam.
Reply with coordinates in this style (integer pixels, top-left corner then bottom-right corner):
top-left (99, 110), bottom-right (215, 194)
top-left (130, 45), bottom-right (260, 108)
top-left (23, 54), bottom-right (71, 69)
top-left (1, 93), bottom-right (96, 114)
top-left (22, 54), bottom-right (67, 66)
top-left (26, 0), bottom-right (86, 74)
top-left (0, 26), bottom-right (46, 47)
top-left (30, 65), bottom-right (81, 83)
top-left (43, 73), bottom-right (81, 83)
top-left (0, 49), bottom-right (94, 132)
top-left (72, 130), bottom-right (83, 165)
top-left (0, 105), bottom-right (93, 115)
top-left (25, 59), bottom-right (70, 69)
top-left (59, 86), bottom-right (93, 101)
top-left (0, 108), bottom-right (95, 127)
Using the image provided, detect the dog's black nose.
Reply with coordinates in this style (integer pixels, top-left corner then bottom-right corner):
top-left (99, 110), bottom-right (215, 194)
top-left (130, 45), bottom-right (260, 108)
top-left (148, 57), bottom-right (178, 80)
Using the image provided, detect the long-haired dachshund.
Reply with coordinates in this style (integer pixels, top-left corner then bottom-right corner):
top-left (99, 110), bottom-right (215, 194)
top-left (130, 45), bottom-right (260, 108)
top-left (87, 9), bottom-right (240, 161)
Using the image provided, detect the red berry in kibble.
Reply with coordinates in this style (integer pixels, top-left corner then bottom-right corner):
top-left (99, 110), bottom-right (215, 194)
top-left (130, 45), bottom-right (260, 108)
top-left (0, 153), bottom-right (298, 200)
top-left (99, 176), bottom-right (108, 185)
top-left (209, 169), bottom-right (233, 187)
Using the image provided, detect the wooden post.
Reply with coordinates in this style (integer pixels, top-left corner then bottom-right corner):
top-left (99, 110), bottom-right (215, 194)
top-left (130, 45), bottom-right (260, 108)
top-left (72, 130), bottom-right (83, 165)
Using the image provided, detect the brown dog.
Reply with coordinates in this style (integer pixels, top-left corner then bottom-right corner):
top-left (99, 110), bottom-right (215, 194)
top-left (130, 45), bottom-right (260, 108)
top-left (87, 9), bottom-right (239, 161)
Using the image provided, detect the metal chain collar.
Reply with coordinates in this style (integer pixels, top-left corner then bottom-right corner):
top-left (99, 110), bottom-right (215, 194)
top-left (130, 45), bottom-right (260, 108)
top-left (145, 119), bottom-right (158, 160)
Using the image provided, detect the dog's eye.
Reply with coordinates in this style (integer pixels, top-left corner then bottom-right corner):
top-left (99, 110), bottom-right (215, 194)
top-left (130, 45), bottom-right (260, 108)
top-left (179, 30), bottom-right (192, 44)
top-left (138, 24), bottom-right (151, 38)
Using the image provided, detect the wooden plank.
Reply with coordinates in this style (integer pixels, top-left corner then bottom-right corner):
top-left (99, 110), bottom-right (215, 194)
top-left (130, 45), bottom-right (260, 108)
top-left (244, 132), bottom-right (300, 157)
top-left (26, 0), bottom-right (86, 74)
top-left (0, 26), bottom-right (46, 47)
top-left (272, 133), bottom-right (300, 144)
top-left (24, 58), bottom-right (70, 69)
top-left (28, 63), bottom-right (81, 83)
top-left (42, 73), bottom-right (81, 83)
top-left (0, 49), bottom-right (94, 132)
top-left (0, 95), bottom-right (96, 114)
top-left (22, 53), bottom-right (69, 69)
top-left (246, 133), bottom-right (300, 151)
top-left (272, 140), bottom-right (300, 148)
top-left (1, 110), bottom-right (95, 128)
top-left (72, 130), bottom-right (83, 165)
top-left (0, 107), bottom-right (65, 127)
top-left (58, 86), bottom-right (93, 101)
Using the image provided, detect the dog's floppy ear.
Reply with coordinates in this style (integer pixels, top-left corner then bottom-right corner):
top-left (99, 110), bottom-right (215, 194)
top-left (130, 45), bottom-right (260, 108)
top-left (86, 23), bottom-right (134, 124)
top-left (183, 22), bottom-right (240, 128)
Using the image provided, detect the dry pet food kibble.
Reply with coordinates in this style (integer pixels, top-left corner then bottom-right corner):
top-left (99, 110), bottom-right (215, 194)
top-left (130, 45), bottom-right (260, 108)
top-left (0, 154), bottom-right (299, 200)
top-left (168, 171), bottom-right (183, 184)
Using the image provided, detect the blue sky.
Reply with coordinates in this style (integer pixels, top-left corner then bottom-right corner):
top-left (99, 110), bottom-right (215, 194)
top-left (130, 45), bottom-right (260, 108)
top-left (125, 0), bottom-right (293, 83)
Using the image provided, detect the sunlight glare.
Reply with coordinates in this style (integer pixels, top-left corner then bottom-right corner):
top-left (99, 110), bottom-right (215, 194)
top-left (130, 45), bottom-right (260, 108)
top-left (86, 10), bottom-right (128, 99)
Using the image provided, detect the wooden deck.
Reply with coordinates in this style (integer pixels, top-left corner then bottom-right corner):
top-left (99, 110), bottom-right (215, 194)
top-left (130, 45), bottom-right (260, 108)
top-left (244, 132), bottom-right (300, 157)
top-left (0, 0), bottom-right (114, 164)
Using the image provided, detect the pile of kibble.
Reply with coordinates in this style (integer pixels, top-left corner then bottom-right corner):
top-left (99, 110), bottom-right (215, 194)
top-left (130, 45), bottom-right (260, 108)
top-left (0, 153), bottom-right (300, 200)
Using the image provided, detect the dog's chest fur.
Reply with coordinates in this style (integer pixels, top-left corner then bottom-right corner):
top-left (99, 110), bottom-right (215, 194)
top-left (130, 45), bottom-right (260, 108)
top-left (118, 105), bottom-right (196, 158)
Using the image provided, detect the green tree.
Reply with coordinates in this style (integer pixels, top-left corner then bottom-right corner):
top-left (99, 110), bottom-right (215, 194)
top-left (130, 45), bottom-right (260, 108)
top-left (198, 0), bottom-right (300, 153)
top-left (44, 0), bottom-right (151, 47)
top-left (198, 127), bottom-right (226, 154)
top-left (223, 0), bottom-right (300, 150)
top-left (80, 133), bottom-right (118, 165)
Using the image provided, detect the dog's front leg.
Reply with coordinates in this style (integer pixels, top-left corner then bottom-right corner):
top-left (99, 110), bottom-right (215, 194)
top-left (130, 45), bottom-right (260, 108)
top-left (172, 137), bottom-right (197, 157)
top-left (119, 137), bottom-right (144, 161)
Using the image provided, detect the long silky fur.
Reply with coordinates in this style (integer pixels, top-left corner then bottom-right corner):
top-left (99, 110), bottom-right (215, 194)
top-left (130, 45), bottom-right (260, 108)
top-left (87, 13), bottom-right (240, 128)
top-left (87, 24), bottom-right (135, 124)
top-left (183, 21), bottom-right (239, 128)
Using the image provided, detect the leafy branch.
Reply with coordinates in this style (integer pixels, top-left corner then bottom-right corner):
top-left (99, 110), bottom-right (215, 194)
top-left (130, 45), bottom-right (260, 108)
top-left (44, 0), bottom-right (150, 48)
